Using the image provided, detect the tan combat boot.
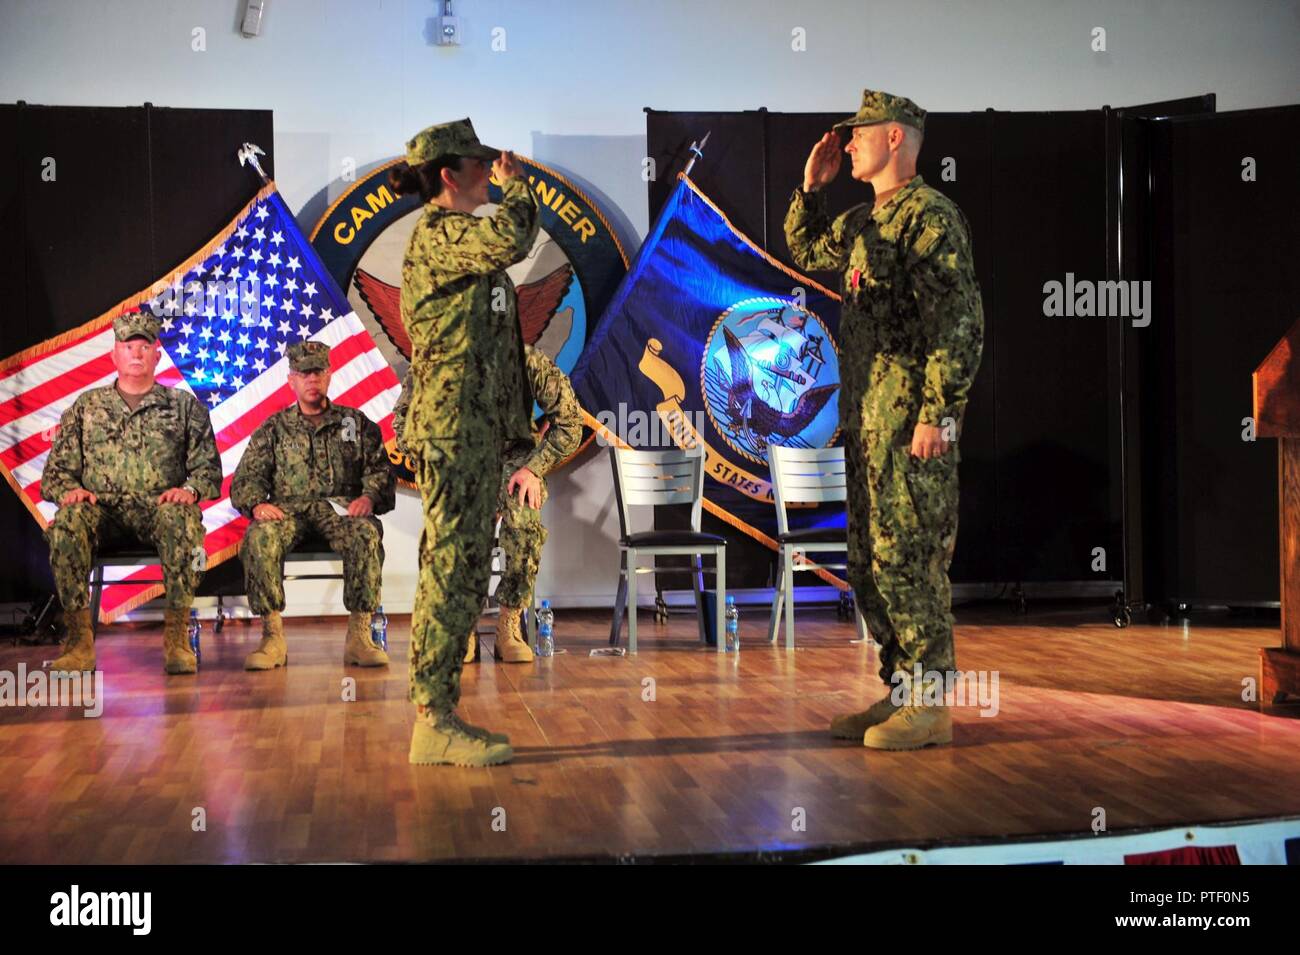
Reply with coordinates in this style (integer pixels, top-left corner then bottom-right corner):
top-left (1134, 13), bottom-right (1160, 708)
top-left (162, 608), bottom-right (197, 675)
top-left (245, 611), bottom-right (287, 670)
top-left (829, 695), bottom-right (900, 739)
top-left (50, 608), bottom-right (95, 672)
top-left (416, 703), bottom-right (508, 744)
top-left (464, 632), bottom-right (479, 664)
top-left (493, 606), bottom-right (533, 663)
top-left (863, 705), bottom-right (953, 750)
top-left (344, 611), bottom-right (389, 667)
top-left (409, 707), bottom-right (513, 766)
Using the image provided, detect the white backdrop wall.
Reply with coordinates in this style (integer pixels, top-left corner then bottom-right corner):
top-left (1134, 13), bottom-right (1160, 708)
top-left (2, 0), bottom-right (1297, 614)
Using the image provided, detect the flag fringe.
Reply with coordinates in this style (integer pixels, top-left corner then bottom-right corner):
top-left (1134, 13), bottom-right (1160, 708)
top-left (678, 173), bottom-right (842, 303)
top-left (97, 539), bottom-right (243, 624)
top-left (0, 463), bottom-right (50, 529)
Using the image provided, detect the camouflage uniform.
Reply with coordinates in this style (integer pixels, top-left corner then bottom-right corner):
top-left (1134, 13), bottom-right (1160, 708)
top-left (785, 91), bottom-right (984, 687)
top-left (495, 346), bottom-right (583, 609)
top-left (230, 342), bottom-right (395, 615)
top-left (42, 316), bottom-right (222, 613)
top-left (393, 346), bottom-right (582, 610)
top-left (400, 120), bottom-right (539, 711)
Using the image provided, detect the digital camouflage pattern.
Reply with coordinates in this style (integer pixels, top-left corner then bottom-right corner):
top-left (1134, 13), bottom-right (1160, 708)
top-left (231, 402), bottom-right (395, 614)
top-left (785, 174), bottom-right (983, 684)
top-left (112, 311), bottom-right (160, 342)
top-left (494, 347), bottom-right (582, 608)
top-left (834, 88), bottom-right (927, 133)
top-left (409, 437), bottom-right (500, 708)
top-left (405, 117), bottom-right (500, 167)
top-left (287, 339), bottom-right (331, 373)
top-left (401, 174), bottom-right (539, 710)
top-left (240, 502), bottom-right (385, 614)
top-left (48, 500), bottom-right (206, 612)
top-left (515, 346), bottom-right (583, 481)
top-left (42, 383), bottom-right (221, 612)
top-left (42, 384), bottom-right (222, 504)
top-left (398, 175), bottom-right (538, 448)
top-left (393, 346), bottom-right (582, 611)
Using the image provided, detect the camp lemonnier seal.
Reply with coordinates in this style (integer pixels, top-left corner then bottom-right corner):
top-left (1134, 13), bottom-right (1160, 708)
top-left (701, 298), bottom-right (841, 466)
top-left (310, 156), bottom-right (628, 483)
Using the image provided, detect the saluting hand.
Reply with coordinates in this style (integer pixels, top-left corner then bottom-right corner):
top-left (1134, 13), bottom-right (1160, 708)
top-left (803, 132), bottom-right (842, 192)
top-left (493, 151), bottom-right (523, 182)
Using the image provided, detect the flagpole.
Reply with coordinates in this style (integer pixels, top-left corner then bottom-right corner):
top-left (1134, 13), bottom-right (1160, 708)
top-left (681, 131), bottom-right (710, 177)
top-left (237, 142), bottom-right (270, 184)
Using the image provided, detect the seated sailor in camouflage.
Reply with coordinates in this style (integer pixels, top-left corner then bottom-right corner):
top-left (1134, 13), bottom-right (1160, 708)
top-left (41, 311), bottom-right (221, 675)
top-left (785, 90), bottom-right (984, 750)
top-left (230, 340), bottom-right (396, 670)
top-left (397, 347), bottom-right (583, 664)
top-left (390, 117), bottom-right (538, 767)
top-left (471, 346), bottom-right (582, 664)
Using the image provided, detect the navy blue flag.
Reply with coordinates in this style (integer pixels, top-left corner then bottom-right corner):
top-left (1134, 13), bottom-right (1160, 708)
top-left (571, 174), bottom-right (848, 579)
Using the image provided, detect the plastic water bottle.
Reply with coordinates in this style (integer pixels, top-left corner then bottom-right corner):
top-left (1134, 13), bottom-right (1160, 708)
top-left (725, 595), bottom-right (740, 652)
top-left (536, 600), bottom-right (554, 657)
top-left (187, 609), bottom-right (201, 666)
top-left (370, 605), bottom-right (388, 651)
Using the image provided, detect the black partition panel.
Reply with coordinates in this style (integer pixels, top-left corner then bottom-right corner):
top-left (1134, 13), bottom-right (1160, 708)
top-left (0, 103), bottom-right (273, 604)
top-left (646, 106), bottom-right (1122, 590)
top-left (1111, 95), bottom-right (1218, 612)
top-left (987, 110), bottom-right (1113, 582)
top-left (1144, 105), bottom-right (1300, 606)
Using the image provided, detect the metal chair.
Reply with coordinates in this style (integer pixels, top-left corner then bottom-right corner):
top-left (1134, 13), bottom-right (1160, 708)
top-left (767, 444), bottom-right (868, 649)
top-left (90, 538), bottom-right (347, 633)
top-left (608, 445), bottom-right (727, 653)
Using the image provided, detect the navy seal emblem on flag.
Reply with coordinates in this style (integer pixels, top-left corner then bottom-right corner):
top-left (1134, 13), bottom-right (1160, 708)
top-left (702, 299), bottom-right (840, 465)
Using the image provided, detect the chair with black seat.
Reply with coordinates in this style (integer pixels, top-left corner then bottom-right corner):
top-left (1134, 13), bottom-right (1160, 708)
top-left (88, 546), bottom-right (164, 633)
top-left (767, 444), bottom-right (868, 650)
top-left (608, 445), bottom-right (727, 654)
top-left (93, 533), bottom-right (349, 633)
top-left (222, 529), bottom-right (349, 625)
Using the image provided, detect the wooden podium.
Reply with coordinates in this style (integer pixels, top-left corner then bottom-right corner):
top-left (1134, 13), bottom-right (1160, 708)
top-left (1254, 317), bottom-right (1300, 711)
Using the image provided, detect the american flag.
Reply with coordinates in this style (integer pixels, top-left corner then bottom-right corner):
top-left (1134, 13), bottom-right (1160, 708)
top-left (0, 182), bottom-right (401, 622)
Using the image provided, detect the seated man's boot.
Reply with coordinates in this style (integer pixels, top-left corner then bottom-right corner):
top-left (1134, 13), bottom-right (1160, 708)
top-left (416, 703), bottom-right (508, 744)
top-left (344, 611), bottom-right (389, 667)
top-left (162, 608), bottom-right (198, 675)
top-left (245, 611), bottom-right (288, 670)
top-left (50, 608), bottom-right (95, 672)
top-left (493, 606), bottom-right (533, 663)
top-left (863, 705), bottom-right (953, 750)
top-left (830, 695), bottom-right (900, 739)
top-left (409, 707), bottom-right (513, 766)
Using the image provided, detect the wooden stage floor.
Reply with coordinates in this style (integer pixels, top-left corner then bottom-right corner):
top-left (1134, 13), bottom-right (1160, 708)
top-left (1, 604), bottom-right (1296, 863)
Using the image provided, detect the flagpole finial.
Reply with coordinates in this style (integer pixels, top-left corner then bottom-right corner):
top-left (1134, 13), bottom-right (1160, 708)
top-left (238, 142), bottom-right (270, 184)
top-left (682, 131), bottom-right (710, 177)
